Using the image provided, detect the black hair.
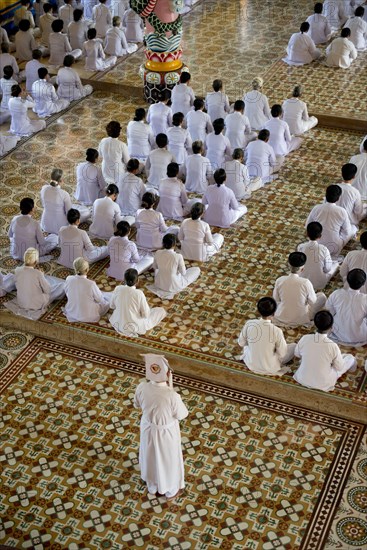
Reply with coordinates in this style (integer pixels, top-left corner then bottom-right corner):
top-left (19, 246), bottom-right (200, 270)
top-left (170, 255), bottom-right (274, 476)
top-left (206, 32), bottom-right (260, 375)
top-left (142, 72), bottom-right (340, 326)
top-left (307, 221), bottom-right (322, 240)
top-left (355, 6), bottom-right (365, 17)
top-left (32, 48), bottom-right (42, 59)
top-left (325, 184), bottom-right (342, 203)
top-left (172, 112), bottom-right (184, 126)
top-left (63, 54), bottom-right (75, 67)
top-left (20, 197), bottom-right (34, 215)
top-left (141, 191), bottom-right (156, 209)
top-left (125, 268), bottom-right (138, 286)
top-left (51, 19), bottom-right (64, 32)
top-left (134, 108), bottom-right (145, 121)
top-left (314, 2), bottom-right (323, 14)
top-left (73, 8), bottom-right (83, 21)
top-left (19, 19), bottom-right (31, 31)
top-left (87, 28), bottom-right (97, 39)
top-left (300, 21), bottom-right (310, 33)
top-left (341, 163), bottom-right (357, 181)
top-left (271, 104), bottom-right (282, 118)
top-left (156, 133), bottom-right (168, 148)
top-left (234, 100), bottom-right (244, 112)
top-left (292, 85), bottom-right (302, 98)
top-left (3, 65), bottom-right (14, 79)
top-left (106, 183), bottom-right (119, 196)
top-left (341, 27), bottom-right (351, 38)
top-left (191, 202), bottom-right (205, 220)
top-left (258, 129), bottom-right (270, 141)
top-left (126, 158), bottom-right (139, 172)
top-left (360, 231), bottom-right (367, 250)
top-left (86, 148), bottom-right (98, 162)
top-left (167, 162), bottom-right (179, 178)
top-left (162, 233), bottom-right (176, 249)
top-left (11, 84), bottom-right (22, 97)
top-left (347, 268), bottom-right (366, 290)
top-left (38, 66), bottom-right (48, 79)
top-left (67, 208), bottom-right (80, 224)
top-left (192, 140), bottom-right (203, 154)
top-left (314, 310), bottom-right (333, 333)
top-left (43, 2), bottom-right (52, 12)
top-left (213, 79), bottom-right (222, 91)
top-left (288, 251), bottom-right (307, 268)
top-left (213, 118), bottom-right (225, 135)
top-left (180, 72), bottom-right (191, 84)
top-left (193, 98), bottom-right (204, 111)
top-left (114, 220), bottom-right (130, 237)
top-left (232, 148), bottom-right (244, 160)
top-left (214, 168), bottom-right (226, 186)
top-left (106, 120), bottom-right (121, 138)
top-left (257, 297), bottom-right (277, 317)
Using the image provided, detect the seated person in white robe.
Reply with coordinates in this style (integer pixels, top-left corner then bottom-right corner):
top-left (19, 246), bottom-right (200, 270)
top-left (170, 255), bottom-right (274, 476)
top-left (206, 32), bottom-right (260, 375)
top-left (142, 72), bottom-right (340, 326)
top-left (57, 54), bottom-right (93, 101)
top-left (178, 202), bottom-right (224, 262)
top-left (90, 183), bottom-right (134, 239)
top-left (0, 43), bottom-right (22, 83)
top-left (323, 0), bottom-right (350, 30)
top-left (39, 3), bottom-right (56, 52)
top-left (104, 15), bottom-right (137, 55)
top-left (350, 138), bottom-right (367, 199)
top-left (263, 104), bottom-right (302, 158)
top-left (58, 208), bottom-right (109, 268)
top-left (0, 24), bottom-right (15, 53)
top-left (117, 158), bottom-right (146, 217)
top-left (293, 310), bottom-right (357, 392)
top-left (326, 27), bottom-right (358, 68)
top-left (145, 133), bottom-right (175, 190)
top-left (8, 197), bottom-right (58, 260)
top-left (306, 185), bottom-right (354, 259)
top-left (8, 84), bottom-right (46, 137)
top-left (181, 140), bottom-right (212, 194)
top-left (340, 231), bottom-right (367, 294)
top-left (146, 91), bottom-right (172, 137)
top-left (83, 27), bottom-right (117, 71)
top-left (186, 97), bottom-right (213, 144)
top-left (283, 21), bottom-right (322, 65)
top-left (109, 268), bottom-right (167, 336)
top-left (25, 49), bottom-right (44, 93)
top-left (167, 112), bottom-right (192, 165)
top-left (126, 107), bottom-right (155, 160)
top-left (75, 148), bottom-right (106, 205)
top-left (157, 162), bottom-right (197, 221)
top-left (92, 0), bottom-right (112, 39)
top-left (0, 134), bottom-right (19, 154)
top-left (205, 79), bottom-right (230, 122)
top-left (205, 118), bottom-right (232, 170)
top-left (225, 99), bottom-right (256, 150)
top-left (14, 0), bottom-right (37, 31)
top-left (136, 192), bottom-right (179, 250)
top-left (0, 270), bottom-right (16, 297)
top-left (203, 168), bottom-right (247, 228)
top-left (68, 9), bottom-right (92, 51)
top-left (345, 6), bottom-right (367, 50)
top-left (0, 65), bottom-right (18, 110)
top-left (150, 233), bottom-right (200, 298)
top-left (238, 297), bottom-right (296, 376)
top-left (49, 19), bottom-right (82, 67)
top-left (273, 251), bottom-right (327, 326)
top-left (326, 268), bottom-right (367, 346)
top-left (245, 129), bottom-right (281, 184)
top-left (15, 20), bottom-right (38, 62)
top-left (107, 220), bottom-right (153, 280)
top-left (32, 66), bottom-right (69, 117)
top-left (282, 85), bottom-right (318, 135)
top-left (64, 257), bottom-right (111, 322)
top-left (335, 163), bottom-right (366, 232)
top-left (306, 2), bottom-right (332, 44)
top-left (122, 7), bottom-right (144, 42)
top-left (98, 120), bottom-right (129, 184)
top-left (224, 148), bottom-right (263, 200)
top-left (170, 72), bottom-right (195, 117)
top-left (297, 222), bottom-right (340, 291)
top-left (243, 76), bottom-right (271, 131)
top-left (59, 0), bottom-right (74, 30)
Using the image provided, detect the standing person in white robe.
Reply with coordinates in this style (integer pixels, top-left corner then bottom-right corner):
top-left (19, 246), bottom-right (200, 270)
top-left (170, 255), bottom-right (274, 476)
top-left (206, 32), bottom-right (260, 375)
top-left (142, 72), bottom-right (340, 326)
top-left (243, 76), bottom-right (271, 131)
top-left (238, 297), bottom-right (296, 376)
top-left (245, 129), bottom-right (281, 184)
top-left (104, 16), bottom-right (137, 55)
top-left (83, 27), bottom-right (117, 70)
top-left (181, 140), bottom-right (212, 194)
top-left (136, 192), bottom-right (179, 250)
top-left (335, 163), bottom-right (367, 231)
top-left (293, 310), bottom-right (357, 392)
top-left (32, 67), bottom-right (70, 117)
top-left (39, 3), bottom-right (56, 53)
top-left (49, 19), bottom-right (82, 67)
top-left (107, 221), bottom-right (153, 280)
top-left (0, 65), bottom-right (18, 110)
top-left (25, 49), bottom-right (44, 92)
top-left (117, 158), bottom-right (146, 217)
top-left (345, 6), bottom-right (367, 50)
top-left (203, 168), bottom-right (247, 228)
top-left (170, 72), bottom-right (195, 117)
top-left (75, 148), bottom-right (106, 205)
top-left (167, 112), bottom-right (192, 165)
top-left (263, 104), bottom-right (302, 159)
top-left (178, 202), bottom-right (224, 262)
top-left (224, 148), bottom-right (263, 200)
top-left (205, 79), bottom-right (230, 123)
top-left (306, 2), bottom-right (332, 44)
top-left (68, 9), bottom-right (92, 51)
top-left (157, 162), bottom-right (196, 220)
top-left (90, 184), bottom-right (134, 239)
top-left (326, 27), bottom-right (358, 68)
top-left (282, 86), bottom-right (318, 135)
top-left (145, 133), bottom-right (175, 191)
top-left (273, 252), bottom-right (327, 326)
top-left (109, 268), bottom-right (167, 336)
top-left (122, 7), bottom-right (144, 42)
top-left (350, 138), bottom-right (367, 199)
top-left (146, 91), bottom-right (172, 137)
top-left (92, 0), bottom-right (112, 38)
top-left (15, 20), bottom-right (38, 62)
top-left (225, 100), bottom-right (256, 150)
top-left (58, 208), bottom-right (109, 268)
top-left (297, 222), bottom-right (339, 291)
top-left (323, 0), bottom-right (350, 30)
top-left (150, 233), bottom-right (200, 298)
top-left (283, 21), bottom-right (322, 66)
top-left (126, 107), bottom-right (155, 160)
top-left (64, 257), bottom-right (111, 322)
top-left (134, 354), bottom-right (188, 500)
top-left (340, 231), bottom-right (367, 294)
top-left (8, 84), bottom-right (46, 137)
top-left (59, 0), bottom-right (74, 29)
top-left (57, 54), bottom-right (93, 101)
top-left (186, 97), bottom-right (213, 144)
top-left (98, 120), bottom-right (129, 184)
top-left (8, 197), bottom-right (58, 260)
top-left (205, 118), bottom-right (232, 170)
top-left (306, 185), bottom-right (354, 259)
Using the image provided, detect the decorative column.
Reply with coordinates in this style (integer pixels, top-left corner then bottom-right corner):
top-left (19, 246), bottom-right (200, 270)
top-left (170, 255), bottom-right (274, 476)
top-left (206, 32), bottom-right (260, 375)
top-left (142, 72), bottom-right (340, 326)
top-left (130, 0), bottom-right (189, 102)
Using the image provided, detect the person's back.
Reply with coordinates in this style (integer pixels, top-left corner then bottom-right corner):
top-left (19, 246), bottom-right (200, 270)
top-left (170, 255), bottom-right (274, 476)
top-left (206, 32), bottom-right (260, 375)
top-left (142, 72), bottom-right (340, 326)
top-left (75, 159), bottom-right (105, 205)
top-left (58, 225), bottom-right (86, 267)
top-left (146, 148), bottom-right (174, 189)
top-left (326, 287), bottom-right (367, 345)
top-left (15, 28), bottom-right (36, 61)
top-left (154, 248), bottom-right (184, 292)
top-left (147, 102), bottom-right (172, 136)
top-left (336, 182), bottom-right (364, 227)
top-left (25, 58), bottom-right (43, 92)
top-left (14, 265), bottom-right (50, 310)
top-left (171, 82), bottom-right (194, 116)
top-left (223, 158), bottom-right (250, 200)
top-left (306, 12), bottom-right (331, 44)
top-left (0, 52), bottom-right (19, 82)
top-left (340, 248), bottom-right (367, 294)
top-left (49, 31), bottom-right (70, 66)
top-left (323, 0), bottom-right (349, 29)
top-left (245, 138), bottom-right (275, 183)
top-left (109, 284), bottom-right (149, 335)
top-left (93, 2), bottom-right (112, 38)
top-left (68, 18), bottom-right (90, 50)
top-left (263, 117), bottom-right (290, 157)
top-left (9, 214), bottom-right (41, 259)
top-left (183, 153), bottom-right (212, 194)
top-left (205, 90), bottom-right (229, 122)
top-left (134, 380), bottom-right (184, 425)
top-left (186, 109), bottom-right (212, 143)
top-left (297, 239), bottom-right (338, 291)
top-left (345, 13), bottom-right (367, 50)
top-left (39, 10), bottom-right (55, 46)
top-left (59, 3), bottom-right (74, 29)
top-left (64, 274), bottom-right (104, 322)
top-left (273, 273), bottom-right (316, 325)
top-left (167, 125), bottom-right (190, 165)
top-left (224, 110), bottom-right (250, 149)
top-left (117, 171), bottom-right (145, 215)
top-left (0, 75), bottom-right (18, 109)
top-left (107, 234), bottom-right (140, 280)
top-left (326, 35), bottom-right (357, 68)
top-left (157, 176), bottom-right (187, 220)
top-left (243, 89), bottom-right (271, 130)
top-left (205, 132), bottom-right (231, 170)
top-left (307, 201), bottom-right (352, 257)
top-left (285, 29), bottom-right (320, 65)
top-left (90, 195), bottom-right (121, 239)
top-left (122, 8), bottom-right (144, 42)
top-left (40, 183), bottom-right (71, 233)
top-left (203, 183), bottom-right (240, 228)
top-left (350, 149), bottom-right (367, 199)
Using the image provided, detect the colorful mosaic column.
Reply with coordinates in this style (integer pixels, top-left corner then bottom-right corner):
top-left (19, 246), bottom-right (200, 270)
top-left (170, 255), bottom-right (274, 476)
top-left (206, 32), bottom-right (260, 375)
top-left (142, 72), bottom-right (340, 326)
top-left (130, 0), bottom-right (188, 103)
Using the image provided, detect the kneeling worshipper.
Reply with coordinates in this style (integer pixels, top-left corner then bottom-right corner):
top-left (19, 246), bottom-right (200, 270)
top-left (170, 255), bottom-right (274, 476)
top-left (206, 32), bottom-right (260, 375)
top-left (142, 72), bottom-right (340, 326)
top-left (238, 297), bottom-right (296, 376)
top-left (224, 99), bottom-right (256, 150)
top-left (0, 65), bottom-right (18, 110)
top-left (134, 353), bottom-right (188, 500)
top-left (205, 79), bottom-right (230, 123)
top-left (136, 192), bottom-right (179, 251)
top-left (323, 0), bottom-right (349, 31)
top-left (117, 158), bottom-right (146, 217)
top-left (282, 86), bottom-right (318, 136)
top-left (4, 247), bottom-right (65, 320)
top-left (63, 257), bottom-right (112, 322)
top-left (273, 251), bottom-right (327, 327)
top-left (167, 112), bottom-right (192, 166)
top-left (345, 6), bottom-right (367, 51)
top-left (122, 6), bottom-right (145, 42)
top-left (145, 133), bottom-right (175, 191)
top-left (83, 27), bottom-right (117, 71)
top-left (75, 148), bottom-right (106, 205)
top-left (107, 221), bottom-right (153, 280)
top-left (181, 140), bottom-right (213, 195)
top-left (245, 130), bottom-right (281, 184)
top-left (326, 28), bottom-right (358, 68)
top-left (224, 148), bottom-right (263, 200)
top-left (32, 67), bottom-right (69, 117)
top-left (202, 168), bottom-right (247, 228)
top-left (8, 84), bottom-right (46, 137)
top-left (104, 16), bottom-right (138, 56)
top-left (340, 231), bottom-right (367, 294)
top-left (178, 202), bottom-right (224, 262)
top-left (157, 162), bottom-right (197, 221)
top-left (335, 163), bottom-right (367, 232)
top-left (263, 104), bottom-right (303, 158)
top-left (186, 98), bottom-right (213, 143)
top-left (49, 19), bottom-right (82, 67)
top-left (293, 310), bottom-right (357, 392)
top-left (306, 2), bottom-right (332, 45)
top-left (283, 21), bottom-right (322, 66)
top-left (205, 118), bottom-right (232, 170)
top-left (0, 271), bottom-right (16, 296)
top-left (0, 134), bottom-right (19, 155)
top-left (148, 233), bottom-right (200, 300)
top-left (350, 138), bottom-right (367, 200)
top-left (147, 91), bottom-right (173, 137)
top-left (126, 107), bottom-right (155, 161)
top-left (109, 268), bottom-right (167, 336)
top-left (89, 184), bottom-right (135, 239)
top-left (243, 76), bottom-right (271, 131)
top-left (57, 54), bottom-right (93, 101)
top-left (171, 72), bottom-right (195, 117)
top-left (98, 120), bottom-right (129, 185)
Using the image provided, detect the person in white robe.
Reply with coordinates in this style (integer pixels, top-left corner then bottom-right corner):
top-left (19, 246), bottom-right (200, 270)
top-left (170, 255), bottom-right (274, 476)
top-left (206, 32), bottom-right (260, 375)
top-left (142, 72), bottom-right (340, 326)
top-left (110, 268), bottom-right (167, 336)
top-left (4, 248), bottom-right (65, 319)
top-left (0, 44), bottom-right (22, 83)
top-left (58, 208), bottom-right (108, 268)
top-left (167, 112), bottom-right (192, 165)
top-left (136, 192), bottom-right (179, 250)
top-left (282, 86), bottom-right (318, 135)
top-left (59, 0), bottom-right (74, 29)
top-left (340, 231), bottom-right (367, 293)
top-left (0, 25), bottom-right (15, 52)
top-left (273, 252), bottom-right (327, 326)
top-left (0, 66), bottom-right (18, 110)
top-left (297, 222), bottom-right (339, 291)
top-left (360, 134), bottom-right (367, 153)
top-left (170, 72), bottom-right (195, 117)
top-left (185, 97), bottom-right (213, 144)
top-left (104, 15), bottom-right (137, 55)
top-left (8, 197), bottom-right (58, 260)
top-left (90, 184), bottom-right (134, 239)
top-left (68, 9), bottom-right (92, 51)
top-left (157, 162), bottom-right (197, 220)
top-left (306, 185), bottom-right (354, 259)
top-left (127, 107), bottom-right (155, 160)
top-left (14, 0), bottom-right (37, 30)
top-left (110, 0), bottom-right (129, 18)
top-left (283, 21), bottom-right (322, 66)
top-left (306, 2), bottom-right (332, 44)
top-left (225, 99), bottom-right (256, 150)
top-left (0, 271), bottom-right (16, 297)
top-left (39, 3), bottom-right (56, 51)
top-left (202, 169), bottom-right (247, 228)
top-left (92, 0), bottom-right (112, 38)
top-left (345, 6), bottom-right (367, 50)
top-left (205, 118), bottom-right (232, 170)
top-left (335, 163), bottom-right (366, 231)
top-left (15, 20), bottom-right (38, 62)
top-left (83, 28), bottom-right (117, 70)
top-left (238, 297), bottom-right (296, 376)
top-left (0, 134), bottom-right (20, 155)
top-left (107, 221), bottom-right (153, 280)
top-left (25, 49), bottom-right (44, 92)
top-left (57, 54), bottom-right (93, 101)
top-left (146, 91), bottom-right (172, 137)
top-left (82, 0), bottom-right (99, 20)
top-left (323, 0), bottom-right (350, 29)
top-left (350, 138), bottom-right (367, 199)
top-left (243, 76), bottom-right (271, 131)
top-left (145, 134), bottom-right (175, 190)
top-left (178, 202), bottom-right (223, 262)
top-left (224, 148), bottom-right (263, 200)
top-left (8, 85), bottom-right (46, 136)
top-left (263, 104), bottom-right (302, 158)
top-left (75, 148), bottom-right (106, 205)
top-left (49, 19), bottom-right (82, 67)
top-left (205, 79), bottom-right (230, 122)
top-left (181, 141), bottom-right (213, 194)
top-left (32, 67), bottom-right (70, 117)
top-left (134, 354), bottom-right (188, 499)
top-left (64, 257), bottom-right (111, 322)
top-left (293, 310), bottom-right (357, 392)
top-left (117, 158), bottom-right (146, 216)
top-left (98, 120), bottom-right (129, 184)
top-left (245, 130), bottom-right (281, 184)
top-left (122, 7), bottom-right (144, 42)
top-left (40, 168), bottom-right (90, 234)
top-left (326, 28), bottom-right (358, 68)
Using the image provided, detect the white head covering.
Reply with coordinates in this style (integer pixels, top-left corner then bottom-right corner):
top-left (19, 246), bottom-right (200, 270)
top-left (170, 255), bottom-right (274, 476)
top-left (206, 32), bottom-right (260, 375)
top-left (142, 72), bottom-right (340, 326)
top-left (142, 354), bottom-right (170, 383)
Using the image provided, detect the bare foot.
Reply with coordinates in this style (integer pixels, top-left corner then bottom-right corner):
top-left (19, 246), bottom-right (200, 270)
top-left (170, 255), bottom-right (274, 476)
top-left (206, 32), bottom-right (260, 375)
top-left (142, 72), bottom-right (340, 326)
top-left (166, 489), bottom-right (184, 501)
